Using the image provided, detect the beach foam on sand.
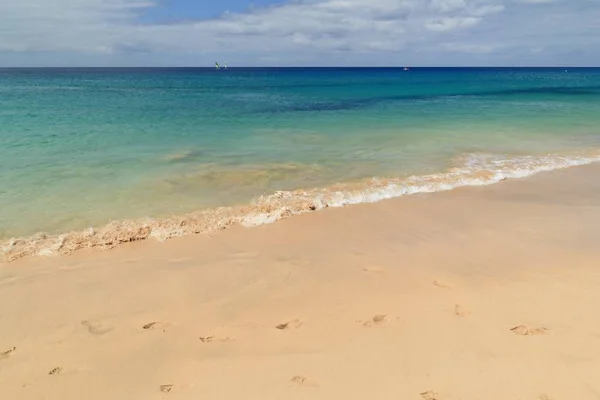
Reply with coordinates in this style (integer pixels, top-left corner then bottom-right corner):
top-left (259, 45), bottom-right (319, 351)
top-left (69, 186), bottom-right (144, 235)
top-left (2, 164), bottom-right (600, 399)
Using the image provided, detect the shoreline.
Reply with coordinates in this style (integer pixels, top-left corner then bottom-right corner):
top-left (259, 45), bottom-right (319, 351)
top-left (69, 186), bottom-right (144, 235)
top-left (3, 149), bottom-right (600, 264)
top-left (2, 162), bottom-right (600, 399)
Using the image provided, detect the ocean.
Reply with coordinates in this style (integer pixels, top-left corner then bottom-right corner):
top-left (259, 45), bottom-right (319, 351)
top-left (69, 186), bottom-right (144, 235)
top-left (2, 67), bottom-right (600, 260)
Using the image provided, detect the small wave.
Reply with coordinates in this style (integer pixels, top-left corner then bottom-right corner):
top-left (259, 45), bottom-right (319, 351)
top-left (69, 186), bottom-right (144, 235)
top-left (2, 150), bottom-right (599, 263)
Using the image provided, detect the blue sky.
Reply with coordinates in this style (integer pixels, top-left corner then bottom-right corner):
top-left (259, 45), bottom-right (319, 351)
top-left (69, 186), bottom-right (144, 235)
top-left (141, 0), bottom-right (284, 21)
top-left (0, 0), bottom-right (598, 67)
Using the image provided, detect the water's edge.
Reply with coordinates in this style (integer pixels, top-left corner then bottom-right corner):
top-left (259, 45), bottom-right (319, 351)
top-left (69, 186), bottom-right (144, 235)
top-left (2, 150), bottom-right (599, 263)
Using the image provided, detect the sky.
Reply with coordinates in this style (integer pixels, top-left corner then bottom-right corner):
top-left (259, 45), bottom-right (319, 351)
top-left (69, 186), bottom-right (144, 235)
top-left (0, 0), bottom-right (598, 67)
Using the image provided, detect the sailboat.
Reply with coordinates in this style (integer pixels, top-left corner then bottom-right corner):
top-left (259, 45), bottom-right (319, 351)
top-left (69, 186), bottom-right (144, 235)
top-left (224, 62), bottom-right (228, 69)
top-left (403, 67), bottom-right (409, 71)
top-left (215, 62), bottom-right (220, 70)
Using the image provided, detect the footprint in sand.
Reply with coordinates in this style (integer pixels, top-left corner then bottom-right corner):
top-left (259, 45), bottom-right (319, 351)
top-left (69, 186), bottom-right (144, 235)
top-left (0, 347), bottom-right (16, 360)
top-left (142, 322), bottom-right (169, 331)
top-left (362, 314), bottom-right (390, 327)
top-left (511, 325), bottom-right (548, 336)
top-left (433, 280), bottom-right (453, 288)
top-left (160, 384), bottom-right (174, 393)
top-left (81, 320), bottom-right (113, 336)
top-left (290, 375), bottom-right (319, 388)
top-left (454, 304), bottom-right (469, 317)
top-left (538, 395), bottom-right (553, 400)
top-left (48, 367), bottom-right (62, 375)
top-left (199, 336), bottom-right (235, 343)
top-left (420, 390), bottom-right (440, 400)
top-left (275, 319), bottom-right (303, 330)
top-left (362, 266), bottom-right (387, 273)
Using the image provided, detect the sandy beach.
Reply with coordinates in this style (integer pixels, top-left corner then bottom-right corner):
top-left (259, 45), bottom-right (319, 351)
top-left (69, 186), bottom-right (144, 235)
top-left (2, 164), bottom-right (600, 400)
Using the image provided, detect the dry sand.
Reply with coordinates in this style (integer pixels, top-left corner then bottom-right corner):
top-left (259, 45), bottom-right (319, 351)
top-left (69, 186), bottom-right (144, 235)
top-left (2, 164), bottom-right (600, 399)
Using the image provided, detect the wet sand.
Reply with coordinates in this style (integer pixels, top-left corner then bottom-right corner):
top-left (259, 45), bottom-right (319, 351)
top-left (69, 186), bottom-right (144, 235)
top-left (2, 164), bottom-right (600, 399)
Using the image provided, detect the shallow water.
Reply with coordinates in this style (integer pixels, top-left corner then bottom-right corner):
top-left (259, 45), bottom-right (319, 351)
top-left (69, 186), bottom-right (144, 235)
top-left (1, 67), bottom-right (600, 244)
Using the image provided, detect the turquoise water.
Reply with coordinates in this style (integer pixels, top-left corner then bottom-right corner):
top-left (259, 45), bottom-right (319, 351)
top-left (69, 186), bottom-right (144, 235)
top-left (1, 67), bottom-right (600, 242)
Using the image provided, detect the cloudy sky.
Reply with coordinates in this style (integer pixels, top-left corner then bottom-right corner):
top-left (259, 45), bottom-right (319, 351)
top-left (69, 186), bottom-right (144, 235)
top-left (0, 0), bottom-right (598, 66)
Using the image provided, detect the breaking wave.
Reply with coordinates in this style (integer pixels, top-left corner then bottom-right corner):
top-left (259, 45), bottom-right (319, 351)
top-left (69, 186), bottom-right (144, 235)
top-left (2, 150), bottom-right (599, 263)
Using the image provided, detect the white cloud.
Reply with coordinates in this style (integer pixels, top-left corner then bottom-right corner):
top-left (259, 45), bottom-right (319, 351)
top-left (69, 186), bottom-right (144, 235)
top-left (425, 16), bottom-right (482, 32)
top-left (470, 4), bottom-right (505, 16)
top-left (0, 0), bottom-right (597, 66)
top-left (0, 0), bottom-right (502, 53)
top-left (430, 0), bottom-right (468, 12)
top-left (0, 0), bottom-right (153, 52)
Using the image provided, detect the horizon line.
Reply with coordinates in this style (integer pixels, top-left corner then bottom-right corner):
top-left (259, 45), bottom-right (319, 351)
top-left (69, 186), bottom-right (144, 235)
top-left (1, 66), bottom-right (597, 69)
